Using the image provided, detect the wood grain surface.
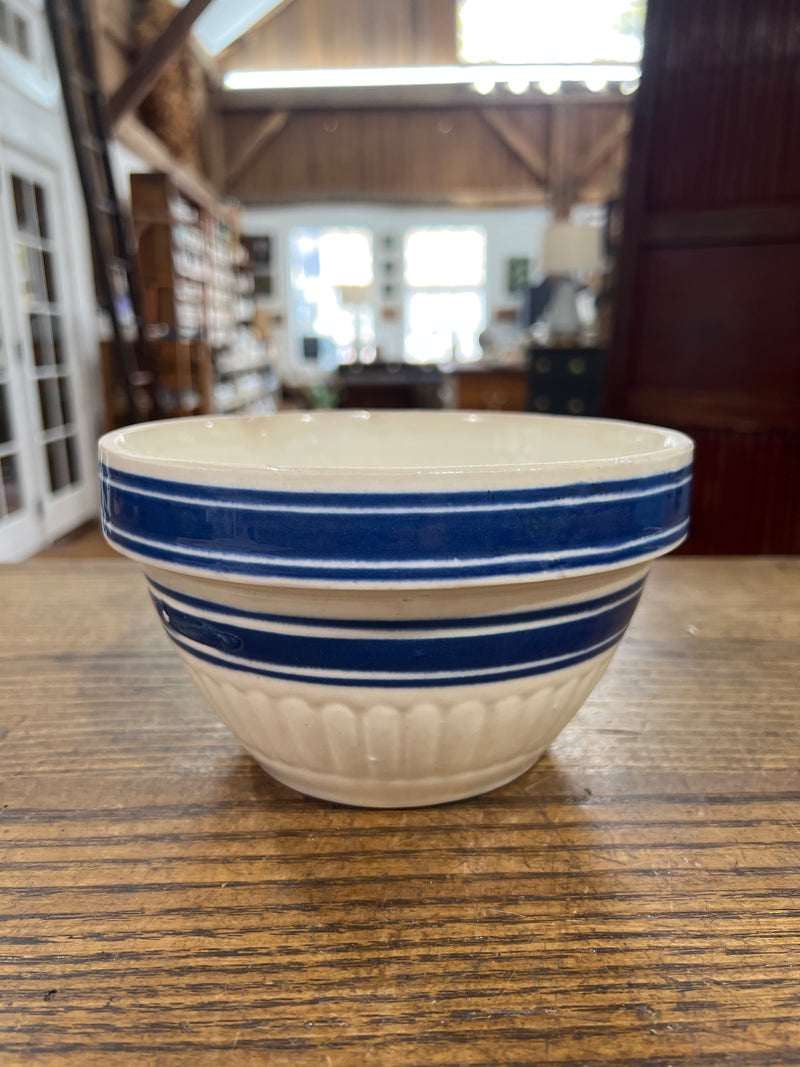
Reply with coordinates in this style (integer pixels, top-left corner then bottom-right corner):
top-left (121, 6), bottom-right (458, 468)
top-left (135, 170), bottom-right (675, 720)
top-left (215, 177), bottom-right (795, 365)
top-left (1, 558), bottom-right (799, 1065)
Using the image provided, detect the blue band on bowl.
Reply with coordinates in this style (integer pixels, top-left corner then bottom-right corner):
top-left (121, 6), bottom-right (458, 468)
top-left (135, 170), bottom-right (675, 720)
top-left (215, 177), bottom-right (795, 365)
top-left (100, 462), bottom-right (692, 583)
top-left (149, 575), bottom-right (644, 688)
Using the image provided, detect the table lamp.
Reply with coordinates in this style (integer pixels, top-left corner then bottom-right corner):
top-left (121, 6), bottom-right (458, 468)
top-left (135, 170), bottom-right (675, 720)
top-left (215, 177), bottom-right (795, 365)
top-left (540, 222), bottom-right (603, 345)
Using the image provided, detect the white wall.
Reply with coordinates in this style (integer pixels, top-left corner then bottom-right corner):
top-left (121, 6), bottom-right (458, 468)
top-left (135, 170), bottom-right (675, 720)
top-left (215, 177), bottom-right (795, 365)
top-left (0, 0), bottom-right (104, 553)
top-left (243, 202), bottom-right (553, 377)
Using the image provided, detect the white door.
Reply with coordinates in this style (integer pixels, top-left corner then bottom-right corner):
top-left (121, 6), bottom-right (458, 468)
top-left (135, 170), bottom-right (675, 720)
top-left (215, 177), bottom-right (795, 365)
top-left (0, 143), bottom-right (95, 558)
top-left (0, 274), bottom-right (42, 559)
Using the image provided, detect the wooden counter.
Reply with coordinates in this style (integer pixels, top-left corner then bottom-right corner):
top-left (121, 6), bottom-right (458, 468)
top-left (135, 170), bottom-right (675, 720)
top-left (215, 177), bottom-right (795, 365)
top-left (455, 365), bottom-right (529, 411)
top-left (1, 558), bottom-right (799, 1064)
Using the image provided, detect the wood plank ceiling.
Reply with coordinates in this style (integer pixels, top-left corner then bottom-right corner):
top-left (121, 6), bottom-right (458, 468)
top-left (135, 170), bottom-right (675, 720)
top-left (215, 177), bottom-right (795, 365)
top-left (219, 0), bottom-right (459, 69)
top-left (216, 0), bottom-right (633, 208)
top-left (221, 102), bottom-right (631, 209)
top-left (93, 0), bottom-right (634, 211)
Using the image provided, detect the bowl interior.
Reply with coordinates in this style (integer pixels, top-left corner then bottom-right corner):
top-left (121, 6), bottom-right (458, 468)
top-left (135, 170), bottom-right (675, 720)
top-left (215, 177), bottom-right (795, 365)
top-left (100, 411), bottom-right (693, 491)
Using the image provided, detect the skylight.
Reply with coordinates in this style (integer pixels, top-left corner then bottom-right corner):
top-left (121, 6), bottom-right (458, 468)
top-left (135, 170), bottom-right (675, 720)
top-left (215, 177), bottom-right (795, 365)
top-left (172, 0), bottom-right (285, 56)
top-left (458, 0), bottom-right (644, 66)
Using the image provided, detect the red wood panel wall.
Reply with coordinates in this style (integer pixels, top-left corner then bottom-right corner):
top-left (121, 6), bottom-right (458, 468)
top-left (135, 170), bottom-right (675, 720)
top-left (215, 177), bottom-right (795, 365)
top-left (607, 0), bottom-right (800, 553)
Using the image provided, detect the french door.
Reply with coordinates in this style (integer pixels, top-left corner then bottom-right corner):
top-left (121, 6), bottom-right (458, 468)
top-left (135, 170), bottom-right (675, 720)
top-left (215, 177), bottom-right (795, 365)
top-left (0, 277), bottom-right (40, 558)
top-left (0, 143), bottom-right (95, 560)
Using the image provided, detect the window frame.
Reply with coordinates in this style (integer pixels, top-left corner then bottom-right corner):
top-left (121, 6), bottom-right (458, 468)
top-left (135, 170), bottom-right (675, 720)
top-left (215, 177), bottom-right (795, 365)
top-left (288, 225), bottom-right (377, 366)
top-left (0, 0), bottom-right (60, 108)
top-left (402, 225), bottom-right (488, 365)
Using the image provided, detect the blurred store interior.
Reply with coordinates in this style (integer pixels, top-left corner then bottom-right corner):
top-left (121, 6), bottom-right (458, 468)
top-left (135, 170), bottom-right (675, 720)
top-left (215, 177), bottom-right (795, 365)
top-left (0, 0), bottom-right (797, 559)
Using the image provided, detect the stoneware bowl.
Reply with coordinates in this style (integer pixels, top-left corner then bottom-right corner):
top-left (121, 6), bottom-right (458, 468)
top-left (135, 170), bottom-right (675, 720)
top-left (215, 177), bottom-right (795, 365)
top-left (99, 410), bottom-right (693, 807)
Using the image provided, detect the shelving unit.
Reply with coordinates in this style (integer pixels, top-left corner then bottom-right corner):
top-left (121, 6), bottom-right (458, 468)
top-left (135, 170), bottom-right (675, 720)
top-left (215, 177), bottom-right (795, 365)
top-left (122, 172), bottom-right (279, 421)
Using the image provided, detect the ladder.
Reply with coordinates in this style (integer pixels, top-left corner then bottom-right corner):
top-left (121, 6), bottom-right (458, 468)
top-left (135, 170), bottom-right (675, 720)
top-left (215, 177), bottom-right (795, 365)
top-left (44, 0), bottom-right (160, 427)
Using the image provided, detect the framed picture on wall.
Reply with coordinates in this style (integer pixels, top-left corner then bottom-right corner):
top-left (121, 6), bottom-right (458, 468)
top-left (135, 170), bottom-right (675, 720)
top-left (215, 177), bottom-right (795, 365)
top-left (507, 257), bottom-right (530, 292)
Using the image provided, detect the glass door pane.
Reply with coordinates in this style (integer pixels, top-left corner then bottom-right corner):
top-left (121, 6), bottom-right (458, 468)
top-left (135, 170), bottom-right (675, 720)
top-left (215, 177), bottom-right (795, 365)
top-left (0, 143), bottom-right (96, 554)
top-left (0, 312), bottom-right (24, 521)
top-left (0, 268), bottom-right (41, 562)
top-left (8, 170), bottom-right (82, 497)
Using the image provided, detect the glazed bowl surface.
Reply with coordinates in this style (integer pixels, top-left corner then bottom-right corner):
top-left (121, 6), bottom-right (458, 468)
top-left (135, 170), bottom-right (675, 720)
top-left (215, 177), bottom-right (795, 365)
top-left (99, 410), bottom-right (693, 807)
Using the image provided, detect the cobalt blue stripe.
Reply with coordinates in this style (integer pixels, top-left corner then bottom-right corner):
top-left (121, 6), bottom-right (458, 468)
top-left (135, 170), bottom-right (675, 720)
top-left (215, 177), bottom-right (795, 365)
top-left (150, 586), bottom-right (640, 677)
top-left (100, 467), bottom-right (691, 578)
top-left (104, 517), bottom-right (687, 581)
top-left (101, 461), bottom-right (691, 507)
top-left (146, 574), bottom-right (645, 631)
top-left (165, 626), bottom-right (624, 688)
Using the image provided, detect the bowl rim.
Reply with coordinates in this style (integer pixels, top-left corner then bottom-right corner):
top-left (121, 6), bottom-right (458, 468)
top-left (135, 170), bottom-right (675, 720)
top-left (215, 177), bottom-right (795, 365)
top-left (99, 411), bottom-right (694, 587)
top-left (99, 410), bottom-right (694, 492)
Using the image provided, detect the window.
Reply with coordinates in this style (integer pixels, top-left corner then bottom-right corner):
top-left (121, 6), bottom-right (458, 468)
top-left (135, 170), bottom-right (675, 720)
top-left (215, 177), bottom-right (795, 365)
top-left (458, 0), bottom-right (644, 65)
top-left (290, 228), bottom-right (376, 365)
top-left (403, 227), bottom-right (487, 364)
top-left (0, 0), bottom-right (32, 61)
top-left (0, 308), bottom-right (22, 520)
top-left (9, 172), bottom-right (80, 493)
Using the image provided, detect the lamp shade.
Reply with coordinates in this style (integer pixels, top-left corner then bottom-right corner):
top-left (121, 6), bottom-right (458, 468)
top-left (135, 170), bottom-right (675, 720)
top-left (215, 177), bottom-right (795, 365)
top-left (338, 285), bottom-right (374, 305)
top-left (542, 222), bottom-right (603, 274)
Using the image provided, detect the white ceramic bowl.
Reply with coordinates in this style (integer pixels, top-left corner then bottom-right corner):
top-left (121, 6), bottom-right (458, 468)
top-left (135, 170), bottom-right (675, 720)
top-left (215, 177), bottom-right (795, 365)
top-left (99, 410), bottom-right (693, 807)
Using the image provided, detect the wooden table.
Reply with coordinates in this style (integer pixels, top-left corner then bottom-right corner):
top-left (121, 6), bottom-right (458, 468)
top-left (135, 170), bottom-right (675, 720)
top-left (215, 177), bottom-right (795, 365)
top-left (2, 558), bottom-right (799, 1065)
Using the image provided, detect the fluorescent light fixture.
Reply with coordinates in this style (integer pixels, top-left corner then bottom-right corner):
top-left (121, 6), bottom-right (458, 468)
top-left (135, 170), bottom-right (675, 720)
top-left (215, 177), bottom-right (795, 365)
top-left (537, 76), bottom-right (562, 95)
top-left (472, 70), bottom-right (496, 94)
top-left (620, 78), bottom-right (640, 95)
top-left (584, 72), bottom-right (608, 92)
top-left (506, 74), bottom-right (530, 95)
top-left (223, 64), bottom-right (640, 91)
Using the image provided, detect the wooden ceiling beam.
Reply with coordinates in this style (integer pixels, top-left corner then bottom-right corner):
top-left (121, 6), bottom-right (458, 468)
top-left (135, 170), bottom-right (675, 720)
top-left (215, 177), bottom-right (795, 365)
top-left (225, 110), bottom-right (291, 188)
top-left (219, 89), bottom-right (631, 112)
top-left (115, 113), bottom-right (235, 223)
top-left (576, 111), bottom-right (632, 189)
top-left (549, 99), bottom-right (576, 218)
top-left (108, 0), bottom-right (215, 124)
top-left (232, 187), bottom-right (550, 208)
top-left (479, 109), bottom-right (547, 189)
